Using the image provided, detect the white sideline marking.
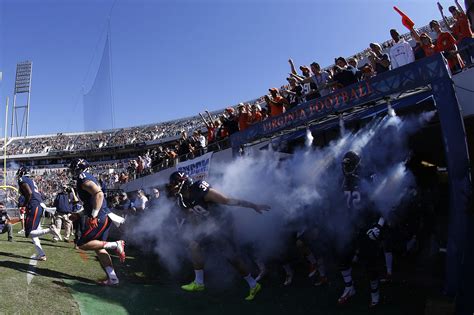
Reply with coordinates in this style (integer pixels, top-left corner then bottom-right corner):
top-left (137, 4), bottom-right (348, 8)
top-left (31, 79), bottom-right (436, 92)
top-left (27, 254), bottom-right (38, 285)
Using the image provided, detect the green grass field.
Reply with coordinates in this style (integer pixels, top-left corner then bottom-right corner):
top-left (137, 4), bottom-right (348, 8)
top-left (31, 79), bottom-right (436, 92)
top-left (0, 221), bottom-right (455, 315)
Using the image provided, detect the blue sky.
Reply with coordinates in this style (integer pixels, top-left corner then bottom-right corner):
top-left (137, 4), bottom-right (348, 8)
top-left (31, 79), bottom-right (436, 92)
top-left (0, 0), bottom-right (443, 136)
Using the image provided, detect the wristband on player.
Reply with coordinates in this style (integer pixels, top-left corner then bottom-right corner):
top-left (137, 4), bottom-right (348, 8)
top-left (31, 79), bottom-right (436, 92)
top-left (91, 209), bottom-right (100, 218)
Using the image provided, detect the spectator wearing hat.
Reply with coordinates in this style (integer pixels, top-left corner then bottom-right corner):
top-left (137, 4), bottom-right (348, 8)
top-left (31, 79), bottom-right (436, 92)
top-left (368, 42), bottom-right (392, 74)
top-left (389, 29), bottom-right (415, 69)
top-left (265, 88), bottom-right (289, 117)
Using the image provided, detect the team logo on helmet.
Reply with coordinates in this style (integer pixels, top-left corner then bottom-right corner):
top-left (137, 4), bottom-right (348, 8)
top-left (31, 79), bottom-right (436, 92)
top-left (168, 171), bottom-right (193, 195)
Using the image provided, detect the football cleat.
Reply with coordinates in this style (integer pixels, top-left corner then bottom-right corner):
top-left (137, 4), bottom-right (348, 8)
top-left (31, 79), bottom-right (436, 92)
top-left (115, 240), bottom-right (126, 263)
top-left (338, 286), bottom-right (356, 305)
top-left (245, 283), bottom-right (262, 301)
top-left (49, 225), bottom-right (62, 241)
top-left (34, 255), bottom-right (47, 261)
top-left (98, 278), bottom-right (119, 286)
top-left (181, 281), bottom-right (205, 292)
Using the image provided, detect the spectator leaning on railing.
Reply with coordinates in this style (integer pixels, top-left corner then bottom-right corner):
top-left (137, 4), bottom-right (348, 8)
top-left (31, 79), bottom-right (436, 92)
top-left (265, 88), bottom-right (288, 117)
top-left (389, 29), bottom-right (415, 69)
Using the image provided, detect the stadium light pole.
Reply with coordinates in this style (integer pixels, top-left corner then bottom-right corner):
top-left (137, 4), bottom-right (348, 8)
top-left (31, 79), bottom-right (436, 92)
top-left (11, 61), bottom-right (33, 137)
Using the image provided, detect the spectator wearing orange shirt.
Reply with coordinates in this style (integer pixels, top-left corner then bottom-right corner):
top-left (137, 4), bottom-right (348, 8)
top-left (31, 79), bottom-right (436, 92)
top-left (441, 1), bottom-right (473, 66)
top-left (265, 88), bottom-right (288, 117)
top-left (237, 103), bottom-right (250, 131)
top-left (430, 20), bottom-right (465, 71)
top-left (248, 104), bottom-right (263, 125)
top-left (410, 29), bottom-right (437, 57)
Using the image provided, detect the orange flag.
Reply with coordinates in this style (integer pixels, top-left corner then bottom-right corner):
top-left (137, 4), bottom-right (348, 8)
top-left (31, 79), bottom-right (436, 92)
top-left (394, 6), bottom-right (415, 30)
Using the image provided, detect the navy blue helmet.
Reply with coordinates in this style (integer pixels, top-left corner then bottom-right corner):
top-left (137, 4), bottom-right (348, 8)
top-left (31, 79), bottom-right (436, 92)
top-left (16, 166), bottom-right (30, 178)
top-left (169, 171), bottom-right (193, 195)
top-left (69, 158), bottom-right (89, 177)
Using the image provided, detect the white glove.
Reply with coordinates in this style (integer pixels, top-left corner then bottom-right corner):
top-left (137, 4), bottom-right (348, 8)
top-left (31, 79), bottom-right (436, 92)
top-left (367, 224), bottom-right (382, 241)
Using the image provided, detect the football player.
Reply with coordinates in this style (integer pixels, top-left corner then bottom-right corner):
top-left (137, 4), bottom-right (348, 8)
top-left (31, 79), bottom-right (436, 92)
top-left (17, 167), bottom-right (63, 261)
top-left (168, 171), bottom-right (270, 301)
top-left (69, 159), bottom-right (126, 286)
top-left (336, 151), bottom-right (385, 308)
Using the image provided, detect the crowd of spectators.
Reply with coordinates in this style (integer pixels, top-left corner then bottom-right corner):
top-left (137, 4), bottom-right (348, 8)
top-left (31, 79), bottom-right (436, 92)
top-left (2, 115), bottom-right (207, 156)
top-left (3, 5), bottom-right (473, 186)
top-left (265, 13), bottom-right (470, 117)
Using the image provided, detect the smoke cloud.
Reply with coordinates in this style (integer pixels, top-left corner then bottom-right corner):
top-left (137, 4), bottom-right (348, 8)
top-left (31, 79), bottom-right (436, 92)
top-left (127, 109), bottom-right (436, 277)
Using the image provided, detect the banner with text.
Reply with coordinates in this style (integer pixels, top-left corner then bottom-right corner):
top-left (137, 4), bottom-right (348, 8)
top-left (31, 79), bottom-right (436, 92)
top-left (176, 152), bottom-right (213, 181)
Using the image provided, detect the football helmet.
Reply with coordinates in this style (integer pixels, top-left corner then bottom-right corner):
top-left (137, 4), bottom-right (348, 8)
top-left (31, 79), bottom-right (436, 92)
top-left (69, 158), bottom-right (89, 177)
top-left (169, 171), bottom-right (193, 196)
top-left (16, 166), bottom-right (30, 178)
top-left (342, 151), bottom-right (360, 175)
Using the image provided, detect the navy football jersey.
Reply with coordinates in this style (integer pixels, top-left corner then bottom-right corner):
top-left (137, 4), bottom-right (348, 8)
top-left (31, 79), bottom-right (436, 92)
top-left (342, 173), bottom-right (362, 210)
top-left (18, 176), bottom-right (43, 205)
top-left (76, 171), bottom-right (109, 217)
top-left (179, 180), bottom-right (231, 224)
top-left (342, 172), bottom-right (379, 229)
top-left (181, 180), bottom-right (212, 218)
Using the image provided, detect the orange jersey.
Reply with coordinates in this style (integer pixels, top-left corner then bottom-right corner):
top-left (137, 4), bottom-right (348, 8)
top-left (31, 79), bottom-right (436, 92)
top-left (269, 96), bottom-right (286, 117)
top-left (238, 112), bottom-right (250, 131)
top-left (436, 32), bottom-right (464, 70)
top-left (249, 111), bottom-right (263, 124)
top-left (452, 13), bottom-right (474, 42)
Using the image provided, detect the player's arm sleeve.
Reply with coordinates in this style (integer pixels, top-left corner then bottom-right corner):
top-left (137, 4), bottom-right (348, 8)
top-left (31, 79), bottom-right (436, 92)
top-left (205, 188), bottom-right (258, 209)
